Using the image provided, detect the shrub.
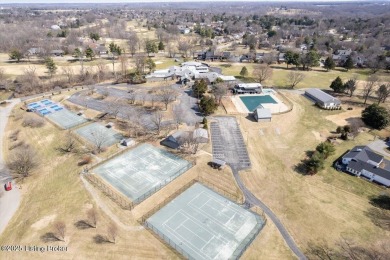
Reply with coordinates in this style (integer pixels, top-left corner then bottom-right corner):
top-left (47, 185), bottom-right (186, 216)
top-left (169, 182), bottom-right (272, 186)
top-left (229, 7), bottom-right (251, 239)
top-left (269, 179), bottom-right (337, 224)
top-left (22, 115), bottom-right (45, 128)
top-left (78, 155), bottom-right (92, 166)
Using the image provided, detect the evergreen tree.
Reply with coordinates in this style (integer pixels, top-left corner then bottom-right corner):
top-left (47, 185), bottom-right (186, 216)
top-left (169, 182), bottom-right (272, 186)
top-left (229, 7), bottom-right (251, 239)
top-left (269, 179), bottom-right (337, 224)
top-left (239, 66), bottom-right (248, 77)
top-left (45, 57), bottom-right (57, 77)
top-left (158, 41), bottom-right (165, 51)
top-left (9, 49), bottom-right (23, 62)
top-left (192, 79), bottom-right (208, 98)
top-left (200, 96), bottom-right (218, 115)
top-left (344, 56), bottom-right (354, 71)
top-left (362, 103), bottom-right (390, 130)
top-left (330, 76), bottom-right (345, 93)
top-left (85, 47), bottom-right (95, 60)
top-left (324, 57), bottom-right (335, 71)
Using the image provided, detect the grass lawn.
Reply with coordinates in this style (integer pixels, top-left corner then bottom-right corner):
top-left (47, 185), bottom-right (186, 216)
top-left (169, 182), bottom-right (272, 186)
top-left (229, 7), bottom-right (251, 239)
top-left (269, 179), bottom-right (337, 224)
top-left (237, 92), bottom-right (390, 254)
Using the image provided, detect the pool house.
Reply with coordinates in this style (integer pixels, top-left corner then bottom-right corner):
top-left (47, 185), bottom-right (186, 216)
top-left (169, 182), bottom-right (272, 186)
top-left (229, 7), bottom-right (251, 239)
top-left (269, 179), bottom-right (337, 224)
top-left (233, 83), bottom-right (262, 94)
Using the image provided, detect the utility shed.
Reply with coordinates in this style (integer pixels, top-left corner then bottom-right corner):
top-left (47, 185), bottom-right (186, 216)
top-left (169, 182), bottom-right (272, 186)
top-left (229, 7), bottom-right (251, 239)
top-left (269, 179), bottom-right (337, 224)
top-left (253, 108), bottom-right (272, 122)
top-left (305, 88), bottom-right (341, 109)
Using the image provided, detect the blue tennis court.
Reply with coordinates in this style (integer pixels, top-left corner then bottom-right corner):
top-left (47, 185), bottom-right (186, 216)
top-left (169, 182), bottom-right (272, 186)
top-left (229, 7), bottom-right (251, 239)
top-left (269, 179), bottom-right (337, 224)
top-left (146, 183), bottom-right (265, 260)
top-left (93, 144), bottom-right (192, 203)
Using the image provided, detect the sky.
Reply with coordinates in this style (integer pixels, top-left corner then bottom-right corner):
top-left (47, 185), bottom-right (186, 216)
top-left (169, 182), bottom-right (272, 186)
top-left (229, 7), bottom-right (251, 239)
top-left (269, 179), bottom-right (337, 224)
top-left (0, 0), bottom-right (379, 3)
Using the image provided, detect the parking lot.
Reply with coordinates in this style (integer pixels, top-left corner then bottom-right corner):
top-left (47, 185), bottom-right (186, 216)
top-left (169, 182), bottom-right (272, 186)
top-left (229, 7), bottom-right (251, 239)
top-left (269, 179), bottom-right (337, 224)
top-left (210, 117), bottom-right (251, 170)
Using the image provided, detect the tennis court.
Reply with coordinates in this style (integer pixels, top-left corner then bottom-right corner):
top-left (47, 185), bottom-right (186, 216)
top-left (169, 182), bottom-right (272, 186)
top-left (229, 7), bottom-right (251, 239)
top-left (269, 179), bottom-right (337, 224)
top-left (46, 109), bottom-right (88, 129)
top-left (146, 183), bottom-right (264, 260)
top-left (93, 144), bottom-right (192, 203)
top-left (74, 122), bottom-right (123, 147)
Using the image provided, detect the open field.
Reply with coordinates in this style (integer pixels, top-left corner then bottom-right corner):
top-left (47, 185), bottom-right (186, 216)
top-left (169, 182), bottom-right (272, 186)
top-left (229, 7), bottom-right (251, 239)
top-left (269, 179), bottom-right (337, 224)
top-left (215, 61), bottom-right (389, 89)
top-left (237, 92), bottom-right (390, 253)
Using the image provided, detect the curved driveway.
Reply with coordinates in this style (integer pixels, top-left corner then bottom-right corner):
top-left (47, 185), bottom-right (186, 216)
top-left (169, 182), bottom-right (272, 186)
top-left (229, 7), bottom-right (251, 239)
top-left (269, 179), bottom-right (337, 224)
top-left (232, 168), bottom-right (307, 260)
top-left (0, 99), bottom-right (21, 236)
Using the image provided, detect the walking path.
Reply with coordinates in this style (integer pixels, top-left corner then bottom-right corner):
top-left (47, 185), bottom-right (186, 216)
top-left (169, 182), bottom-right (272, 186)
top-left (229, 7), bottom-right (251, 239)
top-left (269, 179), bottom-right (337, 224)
top-left (80, 175), bottom-right (143, 231)
top-left (232, 168), bottom-right (307, 260)
top-left (0, 99), bottom-right (21, 236)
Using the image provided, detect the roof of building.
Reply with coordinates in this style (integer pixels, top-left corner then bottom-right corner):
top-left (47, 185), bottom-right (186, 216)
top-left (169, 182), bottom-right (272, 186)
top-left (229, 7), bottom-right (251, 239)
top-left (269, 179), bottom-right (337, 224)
top-left (305, 88), bottom-right (341, 105)
top-left (218, 75), bottom-right (236, 81)
top-left (181, 61), bottom-right (203, 67)
top-left (348, 160), bottom-right (390, 180)
top-left (254, 108), bottom-right (272, 118)
top-left (343, 146), bottom-right (383, 164)
top-left (193, 128), bottom-right (209, 140)
top-left (235, 83), bottom-right (262, 89)
top-left (160, 131), bottom-right (185, 149)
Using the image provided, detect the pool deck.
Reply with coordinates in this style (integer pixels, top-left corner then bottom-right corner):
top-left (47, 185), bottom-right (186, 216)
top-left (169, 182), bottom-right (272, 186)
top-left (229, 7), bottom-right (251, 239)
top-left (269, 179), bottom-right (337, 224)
top-left (231, 92), bottom-right (289, 114)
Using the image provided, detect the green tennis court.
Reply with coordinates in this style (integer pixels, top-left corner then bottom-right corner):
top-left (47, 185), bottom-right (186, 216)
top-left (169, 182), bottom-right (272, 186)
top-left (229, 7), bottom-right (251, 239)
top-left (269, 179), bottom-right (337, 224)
top-left (74, 122), bottom-right (123, 147)
top-left (146, 183), bottom-right (265, 260)
top-left (93, 144), bottom-right (192, 203)
top-left (46, 109), bottom-right (88, 129)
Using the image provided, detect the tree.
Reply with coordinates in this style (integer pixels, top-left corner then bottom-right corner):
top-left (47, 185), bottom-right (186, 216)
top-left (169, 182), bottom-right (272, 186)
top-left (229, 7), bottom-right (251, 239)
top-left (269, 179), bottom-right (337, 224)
top-left (324, 57), bottom-right (335, 71)
top-left (301, 50), bottom-right (320, 70)
top-left (90, 129), bottom-right (109, 153)
top-left (74, 48), bottom-right (84, 74)
top-left (145, 40), bottom-right (158, 56)
top-left (158, 41), bottom-right (165, 51)
top-left (7, 146), bottom-right (39, 181)
top-left (213, 83), bottom-right (228, 104)
top-left (284, 51), bottom-right (300, 68)
top-left (192, 79), bottom-right (208, 98)
top-left (151, 110), bottom-right (164, 135)
top-left (146, 58), bottom-right (156, 73)
top-left (134, 55), bottom-right (147, 74)
top-left (252, 64), bottom-right (273, 84)
top-left (199, 96), bottom-right (218, 115)
top-left (376, 83), bottom-right (390, 104)
top-left (239, 66), bottom-right (248, 77)
top-left (128, 32), bottom-right (139, 57)
top-left (362, 103), bottom-right (390, 130)
top-left (344, 77), bottom-right (357, 97)
top-left (362, 75), bottom-right (378, 104)
top-left (62, 67), bottom-right (74, 85)
top-left (109, 42), bottom-right (122, 56)
top-left (287, 71), bottom-right (305, 89)
top-left (316, 142), bottom-right (335, 159)
top-left (44, 57), bottom-right (57, 78)
top-left (330, 76), bottom-right (345, 93)
top-left (89, 32), bottom-right (100, 41)
top-left (57, 134), bottom-right (78, 153)
top-left (177, 40), bottom-right (192, 58)
top-left (85, 47), bottom-right (95, 60)
top-left (172, 106), bottom-right (184, 130)
top-left (344, 56), bottom-right (354, 71)
top-left (9, 49), bottom-right (23, 62)
top-left (53, 221), bottom-right (66, 242)
top-left (106, 222), bottom-right (118, 244)
top-left (158, 86), bottom-right (177, 110)
top-left (86, 208), bottom-right (98, 228)
top-left (306, 152), bottom-right (324, 175)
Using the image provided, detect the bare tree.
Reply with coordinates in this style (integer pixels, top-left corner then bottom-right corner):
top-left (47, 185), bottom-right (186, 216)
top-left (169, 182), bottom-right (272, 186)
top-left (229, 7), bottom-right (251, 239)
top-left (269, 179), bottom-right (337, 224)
top-left (62, 67), bottom-right (74, 85)
top-left (22, 66), bottom-right (39, 92)
top-left (178, 40), bottom-right (192, 58)
top-left (53, 221), bottom-right (66, 242)
top-left (106, 222), bottom-right (118, 244)
top-left (158, 86), bottom-right (177, 110)
top-left (7, 145), bottom-right (38, 181)
top-left (124, 108), bottom-right (146, 138)
top-left (127, 90), bottom-right (137, 104)
top-left (107, 99), bottom-right (123, 119)
top-left (172, 106), bottom-right (184, 130)
top-left (90, 129), bottom-right (108, 153)
top-left (134, 55), bottom-right (146, 74)
top-left (95, 61), bottom-right (107, 83)
top-left (86, 208), bottom-right (98, 228)
top-left (180, 133), bottom-right (200, 154)
top-left (128, 32), bottom-right (139, 57)
top-left (287, 71), bottom-right (305, 89)
top-left (376, 83), bottom-right (390, 104)
top-left (118, 55), bottom-right (128, 77)
top-left (252, 64), bottom-right (273, 84)
top-left (57, 133), bottom-right (78, 153)
top-left (213, 83), bottom-right (228, 104)
top-left (151, 110), bottom-right (164, 135)
top-left (362, 75), bottom-right (379, 104)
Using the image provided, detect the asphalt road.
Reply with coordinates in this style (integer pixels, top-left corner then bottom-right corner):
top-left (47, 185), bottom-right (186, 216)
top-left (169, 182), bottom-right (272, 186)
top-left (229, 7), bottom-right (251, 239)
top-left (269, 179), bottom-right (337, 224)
top-left (209, 116), bottom-right (306, 260)
top-left (0, 99), bottom-right (21, 236)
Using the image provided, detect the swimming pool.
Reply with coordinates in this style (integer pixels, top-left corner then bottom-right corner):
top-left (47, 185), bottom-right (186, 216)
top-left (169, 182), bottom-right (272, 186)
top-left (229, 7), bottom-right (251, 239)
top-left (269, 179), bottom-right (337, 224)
top-left (239, 95), bottom-right (277, 112)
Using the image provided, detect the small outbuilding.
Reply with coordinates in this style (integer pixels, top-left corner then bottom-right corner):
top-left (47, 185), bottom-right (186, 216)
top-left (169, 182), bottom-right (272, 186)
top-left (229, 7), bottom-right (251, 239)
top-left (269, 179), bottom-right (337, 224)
top-left (160, 131), bottom-right (186, 149)
top-left (253, 108), bottom-right (272, 122)
top-left (193, 128), bottom-right (209, 143)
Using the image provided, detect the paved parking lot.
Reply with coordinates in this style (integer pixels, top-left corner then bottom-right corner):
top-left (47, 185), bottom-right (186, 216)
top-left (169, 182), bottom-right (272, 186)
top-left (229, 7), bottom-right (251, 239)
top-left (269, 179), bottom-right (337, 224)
top-left (210, 117), bottom-right (251, 170)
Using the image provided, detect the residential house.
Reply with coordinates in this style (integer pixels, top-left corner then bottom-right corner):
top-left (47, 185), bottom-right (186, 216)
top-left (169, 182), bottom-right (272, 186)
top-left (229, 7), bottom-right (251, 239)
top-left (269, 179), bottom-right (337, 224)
top-left (305, 88), bottom-right (341, 109)
top-left (332, 49), bottom-right (352, 66)
top-left (50, 50), bottom-right (64, 56)
top-left (341, 146), bottom-right (390, 187)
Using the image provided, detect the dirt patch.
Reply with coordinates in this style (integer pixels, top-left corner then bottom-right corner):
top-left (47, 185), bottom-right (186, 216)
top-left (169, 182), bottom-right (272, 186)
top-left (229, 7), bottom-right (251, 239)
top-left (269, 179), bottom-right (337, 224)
top-left (31, 214), bottom-right (57, 230)
top-left (325, 107), bottom-right (364, 126)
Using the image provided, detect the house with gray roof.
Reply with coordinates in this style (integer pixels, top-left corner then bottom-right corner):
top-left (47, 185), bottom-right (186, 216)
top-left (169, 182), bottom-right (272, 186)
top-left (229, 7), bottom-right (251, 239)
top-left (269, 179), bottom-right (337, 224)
top-left (305, 88), bottom-right (341, 109)
top-left (341, 146), bottom-right (390, 187)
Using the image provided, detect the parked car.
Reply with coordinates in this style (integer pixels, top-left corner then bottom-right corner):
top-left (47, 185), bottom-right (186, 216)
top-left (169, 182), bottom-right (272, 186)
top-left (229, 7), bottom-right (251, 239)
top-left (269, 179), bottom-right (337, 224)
top-left (4, 181), bottom-right (12, 191)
